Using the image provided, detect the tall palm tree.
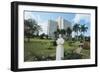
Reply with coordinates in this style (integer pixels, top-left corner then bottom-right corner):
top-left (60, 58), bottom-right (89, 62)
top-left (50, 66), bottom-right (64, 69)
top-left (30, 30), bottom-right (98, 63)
top-left (73, 23), bottom-right (80, 41)
top-left (80, 24), bottom-right (88, 41)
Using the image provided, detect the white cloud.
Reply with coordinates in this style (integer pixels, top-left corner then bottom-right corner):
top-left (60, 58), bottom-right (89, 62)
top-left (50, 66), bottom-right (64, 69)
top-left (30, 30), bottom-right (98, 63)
top-left (25, 12), bottom-right (36, 20)
top-left (24, 11), bottom-right (48, 35)
top-left (25, 12), bottom-right (44, 23)
top-left (73, 14), bottom-right (90, 24)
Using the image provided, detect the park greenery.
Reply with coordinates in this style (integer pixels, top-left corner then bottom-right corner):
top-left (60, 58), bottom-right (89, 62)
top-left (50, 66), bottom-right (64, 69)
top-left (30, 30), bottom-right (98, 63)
top-left (24, 18), bottom-right (90, 62)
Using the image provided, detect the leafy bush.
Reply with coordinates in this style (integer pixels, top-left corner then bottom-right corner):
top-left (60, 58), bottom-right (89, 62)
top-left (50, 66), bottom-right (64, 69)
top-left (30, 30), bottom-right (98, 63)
top-left (30, 55), bottom-right (56, 61)
top-left (68, 41), bottom-right (74, 46)
top-left (64, 51), bottom-right (82, 60)
top-left (83, 42), bottom-right (90, 50)
top-left (47, 47), bottom-right (53, 50)
top-left (53, 40), bottom-right (57, 46)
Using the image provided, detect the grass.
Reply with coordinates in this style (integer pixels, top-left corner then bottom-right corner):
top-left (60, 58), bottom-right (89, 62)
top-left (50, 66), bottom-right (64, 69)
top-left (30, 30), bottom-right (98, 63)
top-left (24, 38), bottom-right (90, 62)
top-left (24, 39), bottom-right (56, 61)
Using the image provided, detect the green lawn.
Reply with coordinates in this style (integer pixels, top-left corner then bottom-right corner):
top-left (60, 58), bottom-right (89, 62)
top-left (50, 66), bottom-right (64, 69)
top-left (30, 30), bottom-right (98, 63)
top-left (24, 38), bottom-right (90, 62)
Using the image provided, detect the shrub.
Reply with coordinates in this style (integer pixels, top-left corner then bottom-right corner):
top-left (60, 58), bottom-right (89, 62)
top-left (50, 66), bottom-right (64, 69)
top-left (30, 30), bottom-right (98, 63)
top-left (68, 41), bottom-right (74, 46)
top-left (64, 51), bottom-right (82, 60)
top-left (83, 42), bottom-right (90, 50)
top-left (47, 47), bottom-right (53, 50)
top-left (53, 40), bottom-right (57, 46)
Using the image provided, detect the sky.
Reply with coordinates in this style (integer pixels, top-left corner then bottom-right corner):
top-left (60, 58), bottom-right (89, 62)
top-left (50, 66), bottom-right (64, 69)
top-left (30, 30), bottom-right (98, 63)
top-left (24, 11), bottom-right (90, 37)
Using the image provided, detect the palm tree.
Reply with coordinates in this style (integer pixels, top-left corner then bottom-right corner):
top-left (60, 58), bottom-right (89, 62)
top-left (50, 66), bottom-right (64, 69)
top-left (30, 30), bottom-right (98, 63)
top-left (54, 31), bottom-right (58, 40)
top-left (80, 24), bottom-right (88, 41)
top-left (73, 23), bottom-right (80, 41)
top-left (53, 28), bottom-right (61, 39)
top-left (54, 29), bottom-right (66, 39)
top-left (57, 28), bottom-right (61, 34)
top-left (60, 29), bottom-right (66, 37)
top-left (66, 27), bottom-right (72, 40)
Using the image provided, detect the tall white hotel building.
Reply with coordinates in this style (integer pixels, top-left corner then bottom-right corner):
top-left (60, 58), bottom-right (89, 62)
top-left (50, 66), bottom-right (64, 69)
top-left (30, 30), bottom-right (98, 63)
top-left (47, 16), bottom-right (72, 39)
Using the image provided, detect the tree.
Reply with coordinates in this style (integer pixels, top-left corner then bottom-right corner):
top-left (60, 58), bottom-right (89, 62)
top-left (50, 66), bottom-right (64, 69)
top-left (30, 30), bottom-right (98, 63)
top-left (60, 29), bottom-right (66, 37)
top-left (35, 25), bottom-right (42, 37)
top-left (40, 33), bottom-right (46, 39)
top-left (54, 29), bottom-right (66, 39)
top-left (66, 27), bottom-right (72, 40)
top-left (79, 24), bottom-right (88, 41)
top-left (24, 18), bottom-right (41, 42)
top-left (53, 29), bottom-right (60, 39)
top-left (54, 31), bottom-right (58, 40)
top-left (73, 23), bottom-right (80, 41)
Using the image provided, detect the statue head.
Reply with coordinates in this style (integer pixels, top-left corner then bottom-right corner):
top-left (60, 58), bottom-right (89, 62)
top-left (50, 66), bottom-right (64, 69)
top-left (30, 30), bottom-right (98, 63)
top-left (59, 34), bottom-right (62, 38)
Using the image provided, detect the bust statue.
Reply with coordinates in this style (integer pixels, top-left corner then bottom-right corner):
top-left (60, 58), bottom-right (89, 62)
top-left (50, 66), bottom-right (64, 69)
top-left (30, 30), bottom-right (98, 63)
top-left (56, 34), bottom-right (64, 60)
